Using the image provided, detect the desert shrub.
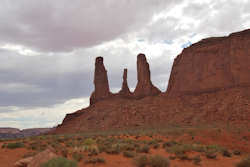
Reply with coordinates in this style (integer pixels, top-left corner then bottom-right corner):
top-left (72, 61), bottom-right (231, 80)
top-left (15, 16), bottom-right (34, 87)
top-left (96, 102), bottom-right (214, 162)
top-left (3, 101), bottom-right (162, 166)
top-left (148, 140), bottom-right (158, 145)
top-left (236, 157), bottom-right (250, 167)
top-left (206, 151), bottom-right (217, 159)
top-left (163, 141), bottom-right (178, 148)
top-left (106, 144), bottom-right (121, 154)
top-left (83, 138), bottom-right (95, 146)
top-left (192, 155), bottom-right (202, 165)
top-left (165, 144), bottom-right (192, 155)
top-left (134, 155), bottom-right (148, 167)
top-left (1, 143), bottom-right (7, 148)
top-left (149, 155), bottom-right (170, 167)
top-left (153, 143), bottom-right (160, 149)
top-left (222, 149), bottom-right (232, 157)
top-left (169, 156), bottom-right (176, 160)
top-left (40, 157), bottom-right (77, 167)
top-left (192, 144), bottom-right (207, 152)
top-left (123, 151), bottom-right (136, 158)
top-left (6, 142), bottom-right (24, 149)
top-left (176, 152), bottom-right (190, 160)
top-left (233, 150), bottom-right (241, 156)
top-left (85, 157), bottom-right (105, 164)
top-left (97, 144), bottom-right (108, 153)
top-left (123, 143), bottom-right (136, 151)
top-left (206, 145), bottom-right (222, 153)
top-left (72, 152), bottom-right (83, 162)
top-left (88, 149), bottom-right (98, 156)
top-left (136, 145), bottom-right (150, 153)
top-left (61, 148), bottom-right (68, 158)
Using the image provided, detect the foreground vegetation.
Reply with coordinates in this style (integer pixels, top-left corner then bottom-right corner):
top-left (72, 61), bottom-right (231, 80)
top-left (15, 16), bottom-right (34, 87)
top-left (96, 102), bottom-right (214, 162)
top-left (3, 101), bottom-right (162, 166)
top-left (0, 126), bottom-right (249, 167)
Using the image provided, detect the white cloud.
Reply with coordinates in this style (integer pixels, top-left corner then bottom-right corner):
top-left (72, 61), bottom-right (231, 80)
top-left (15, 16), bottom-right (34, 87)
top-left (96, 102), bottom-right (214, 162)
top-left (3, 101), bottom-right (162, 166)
top-left (0, 97), bottom-right (89, 129)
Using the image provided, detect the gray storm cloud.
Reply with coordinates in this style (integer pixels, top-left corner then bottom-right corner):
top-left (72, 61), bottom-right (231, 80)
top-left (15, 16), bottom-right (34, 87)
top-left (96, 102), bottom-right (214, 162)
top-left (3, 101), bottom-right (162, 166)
top-left (0, 0), bottom-right (250, 128)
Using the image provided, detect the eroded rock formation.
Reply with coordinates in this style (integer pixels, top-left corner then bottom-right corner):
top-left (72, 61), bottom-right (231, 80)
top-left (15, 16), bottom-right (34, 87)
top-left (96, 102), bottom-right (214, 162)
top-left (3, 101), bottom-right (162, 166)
top-left (167, 29), bottom-right (250, 96)
top-left (118, 69), bottom-right (132, 98)
top-left (133, 53), bottom-right (161, 98)
top-left (54, 29), bottom-right (250, 134)
top-left (90, 57), bottom-right (111, 105)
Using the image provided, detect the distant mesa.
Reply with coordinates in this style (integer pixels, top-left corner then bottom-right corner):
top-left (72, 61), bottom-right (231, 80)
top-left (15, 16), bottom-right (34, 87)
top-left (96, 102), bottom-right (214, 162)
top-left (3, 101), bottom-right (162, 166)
top-left (90, 53), bottom-right (161, 105)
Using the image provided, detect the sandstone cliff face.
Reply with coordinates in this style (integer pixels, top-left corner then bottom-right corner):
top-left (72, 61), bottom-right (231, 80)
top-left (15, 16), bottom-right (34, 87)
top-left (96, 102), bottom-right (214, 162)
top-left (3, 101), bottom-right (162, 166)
top-left (167, 29), bottom-right (250, 96)
top-left (133, 54), bottom-right (161, 99)
top-left (90, 57), bottom-right (111, 105)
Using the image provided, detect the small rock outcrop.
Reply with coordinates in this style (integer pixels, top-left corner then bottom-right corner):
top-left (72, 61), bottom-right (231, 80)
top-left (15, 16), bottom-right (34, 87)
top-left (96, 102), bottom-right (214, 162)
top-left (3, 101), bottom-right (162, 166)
top-left (118, 69), bottom-right (132, 97)
top-left (90, 57), bottom-right (111, 105)
top-left (167, 29), bottom-right (250, 96)
top-left (15, 148), bottom-right (57, 167)
top-left (133, 53), bottom-right (161, 99)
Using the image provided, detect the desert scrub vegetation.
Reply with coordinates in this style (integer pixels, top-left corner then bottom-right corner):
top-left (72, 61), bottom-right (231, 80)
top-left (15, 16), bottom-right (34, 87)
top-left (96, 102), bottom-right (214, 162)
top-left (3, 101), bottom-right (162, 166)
top-left (72, 152), bottom-right (83, 162)
top-left (85, 157), bottom-right (105, 164)
top-left (134, 155), bottom-right (148, 167)
top-left (136, 145), bottom-right (150, 153)
top-left (236, 157), bottom-right (250, 167)
top-left (134, 155), bottom-right (170, 167)
top-left (123, 151), bottom-right (136, 158)
top-left (192, 155), bottom-right (202, 165)
top-left (150, 155), bottom-right (170, 167)
top-left (5, 142), bottom-right (25, 149)
top-left (41, 157), bottom-right (77, 167)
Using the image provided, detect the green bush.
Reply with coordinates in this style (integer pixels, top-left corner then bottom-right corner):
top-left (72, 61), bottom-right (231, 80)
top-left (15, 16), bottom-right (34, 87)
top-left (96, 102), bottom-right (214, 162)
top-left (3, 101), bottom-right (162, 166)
top-left (134, 155), bottom-right (148, 167)
top-left (206, 151), bottom-right (217, 159)
top-left (149, 155), bottom-right (170, 167)
top-left (6, 142), bottom-right (24, 149)
top-left (136, 145), bottom-right (150, 153)
top-left (163, 141), bottom-right (178, 148)
top-left (233, 150), bottom-right (241, 156)
top-left (123, 151), bottom-right (136, 158)
top-left (72, 152), bottom-right (83, 162)
top-left (153, 143), bottom-right (160, 149)
top-left (236, 157), bottom-right (250, 167)
top-left (222, 150), bottom-right (232, 157)
top-left (192, 155), bottom-right (202, 165)
top-left (40, 157), bottom-right (77, 167)
top-left (85, 157), bottom-right (105, 164)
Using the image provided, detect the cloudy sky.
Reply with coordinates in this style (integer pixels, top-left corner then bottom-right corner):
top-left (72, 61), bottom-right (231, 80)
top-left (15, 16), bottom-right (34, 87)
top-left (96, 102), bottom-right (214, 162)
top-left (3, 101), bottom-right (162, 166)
top-left (0, 0), bottom-right (249, 129)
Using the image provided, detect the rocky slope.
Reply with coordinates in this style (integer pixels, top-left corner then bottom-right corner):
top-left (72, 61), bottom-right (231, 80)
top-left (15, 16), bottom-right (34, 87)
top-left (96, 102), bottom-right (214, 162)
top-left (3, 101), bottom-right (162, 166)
top-left (54, 29), bottom-right (250, 134)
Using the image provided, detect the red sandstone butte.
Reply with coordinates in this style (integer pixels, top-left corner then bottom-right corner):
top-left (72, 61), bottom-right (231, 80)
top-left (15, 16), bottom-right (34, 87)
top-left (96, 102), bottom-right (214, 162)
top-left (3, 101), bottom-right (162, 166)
top-left (118, 69), bottom-right (132, 98)
top-left (133, 53), bottom-right (161, 99)
top-left (90, 57), bottom-right (111, 105)
top-left (53, 29), bottom-right (250, 135)
top-left (167, 29), bottom-right (250, 96)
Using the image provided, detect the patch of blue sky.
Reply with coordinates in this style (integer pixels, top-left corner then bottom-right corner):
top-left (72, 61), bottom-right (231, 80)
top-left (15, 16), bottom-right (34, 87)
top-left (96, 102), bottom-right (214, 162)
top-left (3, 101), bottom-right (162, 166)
top-left (163, 40), bottom-right (173, 45)
top-left (137, 39), bottom-right (145, 42)
top-left (181, 41), bottom-right (192, 48)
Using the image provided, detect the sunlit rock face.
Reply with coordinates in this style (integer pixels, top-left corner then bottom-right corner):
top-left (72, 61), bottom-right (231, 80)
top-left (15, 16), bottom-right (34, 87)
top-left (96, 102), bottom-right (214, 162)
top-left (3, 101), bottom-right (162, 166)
top-left (167, 29), bottom-right (250, 96)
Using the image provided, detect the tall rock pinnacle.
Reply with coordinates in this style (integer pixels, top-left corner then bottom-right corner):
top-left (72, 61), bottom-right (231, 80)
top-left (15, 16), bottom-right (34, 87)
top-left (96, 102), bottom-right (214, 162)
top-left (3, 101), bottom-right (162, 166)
top-left (118, 69), bottom-right (131, 97)
top-left (133, 53), bottom-right (161, 98)
top-left (90, 57), bottom-right (111, 105)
